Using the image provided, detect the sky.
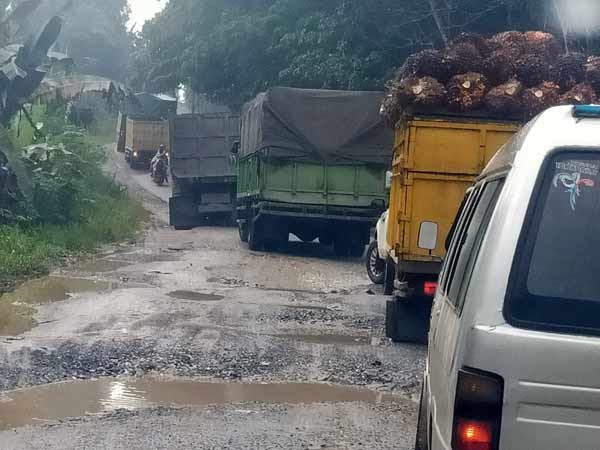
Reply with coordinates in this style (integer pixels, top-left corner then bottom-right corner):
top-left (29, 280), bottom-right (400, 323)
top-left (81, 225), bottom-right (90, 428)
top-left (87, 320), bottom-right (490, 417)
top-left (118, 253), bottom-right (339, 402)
top-left (128, 0), bottom-right (167, 31)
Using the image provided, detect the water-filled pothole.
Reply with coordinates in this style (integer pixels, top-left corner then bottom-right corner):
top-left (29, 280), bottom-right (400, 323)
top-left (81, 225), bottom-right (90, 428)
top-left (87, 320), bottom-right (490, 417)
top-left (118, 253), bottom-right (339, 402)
top-left (167, 291), bottom-right (224, 302)
top-left (0, 378), bottom-right (395, 430)
top-left (0, 277), bottom-right (116, 336)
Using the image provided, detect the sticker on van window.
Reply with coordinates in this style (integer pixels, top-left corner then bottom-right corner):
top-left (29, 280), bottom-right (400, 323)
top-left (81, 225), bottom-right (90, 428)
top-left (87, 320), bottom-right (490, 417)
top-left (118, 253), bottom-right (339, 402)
top-left (555, 160), bottom-right (600, 176)
top-left (553, 171), bottom-right (595, 211)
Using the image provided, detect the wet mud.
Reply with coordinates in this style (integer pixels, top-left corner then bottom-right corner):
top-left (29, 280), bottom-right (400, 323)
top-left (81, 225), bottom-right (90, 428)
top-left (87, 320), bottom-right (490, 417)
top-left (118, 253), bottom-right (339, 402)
top-left (167, 291), bottom-right (224, 302)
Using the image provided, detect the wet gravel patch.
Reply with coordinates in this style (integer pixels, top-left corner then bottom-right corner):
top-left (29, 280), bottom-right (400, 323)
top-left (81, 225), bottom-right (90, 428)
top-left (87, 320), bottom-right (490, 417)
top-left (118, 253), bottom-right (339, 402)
top-left (256, 306), bottom-right (385, 331)
top-left (1, 402), bottom-right (418, 450)
top-left (0, 338), bottom-right (311, 391)
top-left (320, 345), bottom-right (426, 394)
top-left (0, 335), bottom-right (425, 395)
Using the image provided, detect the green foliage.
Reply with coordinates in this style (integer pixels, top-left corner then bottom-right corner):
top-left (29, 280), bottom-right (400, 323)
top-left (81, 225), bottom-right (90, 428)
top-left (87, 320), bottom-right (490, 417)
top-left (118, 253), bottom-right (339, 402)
top-left (0, 111), bottom-right (145, 284)
top-left (130, 0), bottom-right (600, 108)
top-left (4, 0), bottom-right (131, 81)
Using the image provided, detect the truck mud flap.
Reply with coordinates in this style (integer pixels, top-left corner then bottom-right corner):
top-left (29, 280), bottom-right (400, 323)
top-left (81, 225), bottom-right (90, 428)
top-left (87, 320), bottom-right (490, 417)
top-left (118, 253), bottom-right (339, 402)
top-left (385, 297), bottom-right (432, 344)
top-left (169, 196), bottom-right (198, 230)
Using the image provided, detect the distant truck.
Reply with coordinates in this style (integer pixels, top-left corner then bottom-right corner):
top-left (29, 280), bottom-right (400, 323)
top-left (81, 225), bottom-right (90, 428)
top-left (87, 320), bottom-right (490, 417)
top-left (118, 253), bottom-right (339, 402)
top-left (169, 113), bottom-right (240, 229)
top-left (124, 116), bottom-right (170, 169)
top-left (235, 87), bottom-right (393, 255)
top-left (385, 112), bottom-right (520, 343)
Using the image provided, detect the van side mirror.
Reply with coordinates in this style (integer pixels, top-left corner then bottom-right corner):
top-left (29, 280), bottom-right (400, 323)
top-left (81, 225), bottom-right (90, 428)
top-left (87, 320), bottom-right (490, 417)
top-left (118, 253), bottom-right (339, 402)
top-left (418, 221), bottom-right (438, 251)
top-left (231, 140), bottom-right (240, 155)
top-left (385, 170), bottom-right (392, 190)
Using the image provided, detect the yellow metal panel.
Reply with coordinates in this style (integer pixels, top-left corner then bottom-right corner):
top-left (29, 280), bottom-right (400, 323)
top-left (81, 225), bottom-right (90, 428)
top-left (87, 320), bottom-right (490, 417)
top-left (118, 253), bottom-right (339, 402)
top-left (403, 174), bottom-right (474, 260)
top-left (387, 117), bottom-right (519, 265)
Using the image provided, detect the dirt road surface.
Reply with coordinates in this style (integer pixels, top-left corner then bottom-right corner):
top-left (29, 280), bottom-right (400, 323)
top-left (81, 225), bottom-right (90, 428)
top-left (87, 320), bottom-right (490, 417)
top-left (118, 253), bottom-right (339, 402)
top-left (0, 148), bottom-right (425, 449)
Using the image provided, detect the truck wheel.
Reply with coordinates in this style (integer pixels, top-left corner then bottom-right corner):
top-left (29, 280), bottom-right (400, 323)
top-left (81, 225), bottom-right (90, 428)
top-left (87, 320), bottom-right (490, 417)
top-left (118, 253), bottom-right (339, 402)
top-left (248, 220), bottom-right (263, 251)
top-left (350, 242), bottom-right (366, 258)
top-left (415, 380), bottom-right (429, 450)
top-left (366, 241), bottom-right (385, 285)
top-left (385, 297), bottom-right (432, 344)
top-left (333, 238), bottom-right (350, 257)
top-left (238, 221), bottom-right (249, 242)
top-left (383, 258), bottom-right (395, 295)
top-left (320, 235), bottom-right (333, 246)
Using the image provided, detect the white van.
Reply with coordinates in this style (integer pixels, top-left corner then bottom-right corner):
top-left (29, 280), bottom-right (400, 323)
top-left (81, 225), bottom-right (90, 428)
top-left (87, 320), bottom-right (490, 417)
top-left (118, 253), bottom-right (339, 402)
top-left (417, 105), bottom-right (600, 450)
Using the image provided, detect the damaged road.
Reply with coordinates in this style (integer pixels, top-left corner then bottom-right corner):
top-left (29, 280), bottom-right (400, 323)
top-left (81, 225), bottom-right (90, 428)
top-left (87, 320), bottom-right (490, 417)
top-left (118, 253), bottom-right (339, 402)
top-left (0, 150), bottom-right (425, 449)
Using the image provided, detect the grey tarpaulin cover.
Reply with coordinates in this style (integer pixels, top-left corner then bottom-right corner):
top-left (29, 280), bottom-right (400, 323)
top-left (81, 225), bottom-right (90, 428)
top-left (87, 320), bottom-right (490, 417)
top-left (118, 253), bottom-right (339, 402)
top-left (241, 87), bottom-right (393, 165)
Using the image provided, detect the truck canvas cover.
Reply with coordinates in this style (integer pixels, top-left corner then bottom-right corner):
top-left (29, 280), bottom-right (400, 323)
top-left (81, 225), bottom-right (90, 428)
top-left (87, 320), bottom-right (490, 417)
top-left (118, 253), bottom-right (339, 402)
top-left (171, 113), bottom-right (240, 179)
top-left (241, 87), bottom-right (393, 165)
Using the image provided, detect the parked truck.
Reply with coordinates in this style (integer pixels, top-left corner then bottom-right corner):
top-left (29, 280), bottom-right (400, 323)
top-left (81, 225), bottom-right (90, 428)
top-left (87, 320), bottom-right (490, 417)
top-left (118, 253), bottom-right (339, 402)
top-left (385, 112), bottom-right (521, 343)
top-left (124, 116), bottom-right (170, 169)
top-left (235, 87), bottom-right (393, 255)
top-left (169, 113), bottom-right (240, 229)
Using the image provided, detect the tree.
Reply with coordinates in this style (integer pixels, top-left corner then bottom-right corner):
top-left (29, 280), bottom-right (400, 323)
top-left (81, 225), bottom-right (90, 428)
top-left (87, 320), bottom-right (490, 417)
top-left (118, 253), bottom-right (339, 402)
top-left (129, 0), bottom-right (600, 109)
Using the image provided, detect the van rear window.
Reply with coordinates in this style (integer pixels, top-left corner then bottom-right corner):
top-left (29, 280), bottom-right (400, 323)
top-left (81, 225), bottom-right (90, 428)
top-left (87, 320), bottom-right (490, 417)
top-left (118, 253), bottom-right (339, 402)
top-left (507, 152), bottom-right (600, 334)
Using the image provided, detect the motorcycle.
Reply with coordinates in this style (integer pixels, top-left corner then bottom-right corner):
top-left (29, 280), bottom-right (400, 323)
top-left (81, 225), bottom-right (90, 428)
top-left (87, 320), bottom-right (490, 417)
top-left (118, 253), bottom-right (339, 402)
top-left (151, 155), bottom-right (169, 186)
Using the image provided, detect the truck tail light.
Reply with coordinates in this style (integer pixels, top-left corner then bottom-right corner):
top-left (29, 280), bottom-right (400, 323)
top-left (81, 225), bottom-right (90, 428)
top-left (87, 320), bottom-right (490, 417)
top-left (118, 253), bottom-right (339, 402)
top-left (452, 369), bottom-right (503, 450)
top-left (423, 281), bottom-right (437, 297)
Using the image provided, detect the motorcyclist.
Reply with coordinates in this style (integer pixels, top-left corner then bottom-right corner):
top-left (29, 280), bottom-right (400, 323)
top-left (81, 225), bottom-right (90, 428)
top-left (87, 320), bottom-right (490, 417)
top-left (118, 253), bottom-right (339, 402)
top-left (150, 144), bottom-right (168, 177)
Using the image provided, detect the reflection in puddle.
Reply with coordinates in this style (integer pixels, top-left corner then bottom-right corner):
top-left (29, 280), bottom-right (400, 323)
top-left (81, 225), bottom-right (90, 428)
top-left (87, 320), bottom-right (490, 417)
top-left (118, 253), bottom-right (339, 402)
top-left (0, 378), bottom-right (395, 430)
top-left (167, 291), bottom-right (224, 302)
top-left (271, 333), bottom-right (371, 346)
top-left (2, 276), bottom-right (115, 305)
top-left (0, 301), bottom-right (35, 336)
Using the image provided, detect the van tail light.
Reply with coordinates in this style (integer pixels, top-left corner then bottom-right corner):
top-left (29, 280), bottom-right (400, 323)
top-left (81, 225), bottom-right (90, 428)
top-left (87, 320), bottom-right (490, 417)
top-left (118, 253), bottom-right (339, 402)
top-left (423, 281), bottom-right (438, 297)
top-left (452, 369), bottom-right (504, 450)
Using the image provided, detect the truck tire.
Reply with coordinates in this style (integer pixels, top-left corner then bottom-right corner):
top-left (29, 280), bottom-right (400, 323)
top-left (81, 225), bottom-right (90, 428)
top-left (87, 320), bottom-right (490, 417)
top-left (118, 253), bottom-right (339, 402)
top-left (333, 238), bottom-right (351, 257)
top-left (248, 220), bottom-right (263, 251)
top-left (385, 296), bottom-right (431, 344)
top-left (366, 241), bottom-right (385, 285)
top-left (383, 258), bottom-right (395, 295)
top-left (319, 235), bottom-right (333, 246)
top-left (238, 221), bottom-right (249, 242)
top-left (350, 242), bottom-right (366, 258)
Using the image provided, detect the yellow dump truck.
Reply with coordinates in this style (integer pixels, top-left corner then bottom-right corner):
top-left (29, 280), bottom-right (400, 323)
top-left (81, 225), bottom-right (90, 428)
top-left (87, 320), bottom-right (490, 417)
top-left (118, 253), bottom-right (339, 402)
top-left (385, 113), bottom-right (520, 343)
top-left (124, 117), bottom-right (170, 169)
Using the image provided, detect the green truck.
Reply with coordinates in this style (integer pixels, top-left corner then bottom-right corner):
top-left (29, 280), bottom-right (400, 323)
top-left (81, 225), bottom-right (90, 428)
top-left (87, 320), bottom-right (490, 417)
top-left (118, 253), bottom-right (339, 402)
top-left (235, 87), bottom-right (393, 255)
top-left (169, 113), bottom-right (240, 229)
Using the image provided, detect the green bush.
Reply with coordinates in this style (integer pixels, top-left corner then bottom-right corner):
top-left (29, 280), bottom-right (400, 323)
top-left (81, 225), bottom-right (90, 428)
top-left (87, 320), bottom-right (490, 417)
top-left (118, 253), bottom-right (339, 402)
top-left (0, 121), bottom-right (145, 284)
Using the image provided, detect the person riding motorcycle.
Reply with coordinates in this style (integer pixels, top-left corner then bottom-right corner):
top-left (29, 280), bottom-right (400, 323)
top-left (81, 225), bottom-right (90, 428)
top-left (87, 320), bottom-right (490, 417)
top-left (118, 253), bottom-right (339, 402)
top-left (150, 144), bottom-right (168, 177)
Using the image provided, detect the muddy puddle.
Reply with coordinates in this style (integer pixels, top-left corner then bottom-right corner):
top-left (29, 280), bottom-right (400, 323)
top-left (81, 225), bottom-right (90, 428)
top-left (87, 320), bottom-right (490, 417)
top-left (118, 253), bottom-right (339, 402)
top-left (2, 276), bottom-right (116, 305)
top-left (271, 333), bottom-right (371, 346)
top-left (0, 277), bottom-right (117, 336)
top-left (0, 378), bottom-right (395, 430)
top-left (167, 291), bottom-right (224, 302)
top-left (281, 304), bottom-right (331, 312)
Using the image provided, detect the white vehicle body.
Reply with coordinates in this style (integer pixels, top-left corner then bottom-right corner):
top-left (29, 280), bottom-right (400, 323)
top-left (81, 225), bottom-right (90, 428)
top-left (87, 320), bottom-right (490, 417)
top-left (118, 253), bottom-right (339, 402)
top-left (420, 106), bottom-right (600, 450)
top-left (376, 209), bottom-right (390, 259)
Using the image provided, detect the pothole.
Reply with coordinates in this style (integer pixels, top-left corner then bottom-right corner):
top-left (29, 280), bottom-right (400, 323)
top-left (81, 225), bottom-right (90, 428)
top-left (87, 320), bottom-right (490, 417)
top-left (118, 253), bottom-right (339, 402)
top-left (0, 378), bottom-right (397, 430)
top-left (0, 277), bottom-right (117, 336)
top-left (2, 276), bottom-right (116, 305)
top-left (167, 291), bottom-right (224, 302)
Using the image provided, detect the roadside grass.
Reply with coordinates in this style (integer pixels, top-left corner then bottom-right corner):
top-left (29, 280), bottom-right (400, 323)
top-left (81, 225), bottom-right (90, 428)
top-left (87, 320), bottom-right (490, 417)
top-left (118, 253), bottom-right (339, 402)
top-left (0, 188), bottom-right (146, 286)
top-left (0, 111), bottom-right (148, 290)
